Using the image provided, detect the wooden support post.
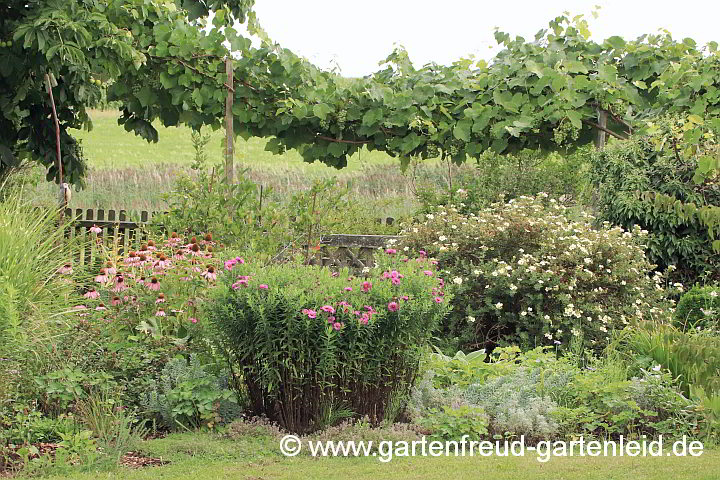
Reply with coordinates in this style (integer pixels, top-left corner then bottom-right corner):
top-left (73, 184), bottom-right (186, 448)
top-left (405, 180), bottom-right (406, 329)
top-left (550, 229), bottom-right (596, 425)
top-left (45, 73), bottom-right (65, 219)
top-left (594, 109), bottom-right (608, 150)
top-left (225, 57), bottom-right (234, 184)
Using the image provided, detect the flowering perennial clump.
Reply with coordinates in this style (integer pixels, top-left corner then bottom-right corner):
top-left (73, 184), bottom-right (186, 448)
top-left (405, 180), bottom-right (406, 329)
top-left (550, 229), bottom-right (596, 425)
top-left (399, 195), bottom-right (672, 352)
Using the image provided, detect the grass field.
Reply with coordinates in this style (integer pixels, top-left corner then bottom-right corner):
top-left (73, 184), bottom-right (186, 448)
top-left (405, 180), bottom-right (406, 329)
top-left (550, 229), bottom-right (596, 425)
top-left (45, 433), bottom-right (720, 480)
top-left (20, 110), bottom-right (458, 215)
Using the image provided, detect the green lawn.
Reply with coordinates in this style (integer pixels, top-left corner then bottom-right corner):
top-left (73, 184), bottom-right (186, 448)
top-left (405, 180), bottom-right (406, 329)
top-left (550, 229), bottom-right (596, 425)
top-left (45, 433), bottom-right (720, 480)
top-left (72, 110), bottom-right (400, 173)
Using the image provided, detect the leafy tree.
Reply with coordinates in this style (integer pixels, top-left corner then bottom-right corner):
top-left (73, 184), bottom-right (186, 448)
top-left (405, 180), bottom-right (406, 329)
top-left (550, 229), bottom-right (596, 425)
top-left (2, 2), bottom-right (719, 193)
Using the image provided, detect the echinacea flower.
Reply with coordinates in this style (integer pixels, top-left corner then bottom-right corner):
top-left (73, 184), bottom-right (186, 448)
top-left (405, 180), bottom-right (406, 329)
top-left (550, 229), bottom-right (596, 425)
top-left (385, 248), bottom-right (396, 255)
top-left (73, 304), bottom-right (87, 310)
top-left (387, 301), bottom-right (399, 312)
top-left (344, 287), bottom-right (352, 292)
top-left (89, 225), bottom-right (102, 234)
top-left (202, 265), bottom-right (217, 281)
top-left (146, 240), bottom-right (157, 251)
top-left (189, 243), bottom-right (202, 256)
top-left (258, 284), bottom-right (269, 290)
top-left (358, 315), bottom-right (369, 325)
top-left (57, 263), bottom-right (73, 275)
top-left (84, 289), bottom-right (100, 299)
top-left (155, 293), bottom-right (166, 304)
top-left (155, 309), bottom-right (166, 317)
top-left (105, 262), bottom-right (117, 275)
top-left (111, 296), bottom-right (122, 306)
top-left (189, 317), bottom-right (198, 324)
top-left (362, 281), bottom-right (372, 292)
top-left (434, 297), bottom-right (443, 303)
top-left (401, 295), bottom-right (409, 301)
top-left (95, 303), bottom-right (107, 311)
top-left (332, 322), bottom-right (344, 331)
top-left (423, 270), bottom-right (433, 276)
top-left (147, 277), bottom-right (161, 291)
top-left (320, 305), bottom-right (335, 314)
top-left (111, 275), bottom-right (128, 292)
top-left (95, 269), bottom-right (109, 283)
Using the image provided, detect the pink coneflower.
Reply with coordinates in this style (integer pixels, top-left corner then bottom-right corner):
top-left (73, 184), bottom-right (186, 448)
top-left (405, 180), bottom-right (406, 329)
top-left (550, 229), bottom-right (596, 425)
top-left (73, 304), bottom-right (87, 310)
top-left (201, 233), bottom-right (214, 245)
top-left (359, 315), bottom-right (369, 325)
top-left (224, 259), bottom-right (237, 271)
top-left (202, 265), bottom-right (217, 281)
top-left (327, 315), bottom-right (336, 323)
top-left (344, 287), bottom-right (352, 292)
top-left (331, 272), bottom-right (339, 277)
top-left (154, 254), bottom-right (172, 270)
top-left (105, 261), bottom-right (117, 276)
top-left (231, 279), bottom-right (248, 289)
top-left (155, 308), bottom-right (166, 317)
top-left (302, 309), bottom-right (317, 319)
top-left (84, 289), bottom-right (100, 299)
top-left (146, 240), bottom-right (157, 251)
top-left (430, 260), bottom-right (439, 265)
top-left (173, 250), bottom-right (186, 260)
top-left (166, 232), bottom-right (182, 246)
top-left (332, 322), bottom-right (344, 331)
top-left (137, 276), bottom-right (145, 285)
top-left (401, 295), bottom-right (409, 301)
top-left (189, 317), bottom-right (198, 324)
top-left (95, 303), bottom-right (107, 311)
top-left (258, 284), bottom-right (269, 289)
top-left (385, 248), bottom-right (396, 255)
top-left (438, 278), bottom-right (445, 288)
top-left (89, 225), bottom-right (102, 234)
top-left (423, 270), bottom-right (433, 276)
top-left (111, 275), bottom-right (128, 292)
top-left (95, 268), bottom-right (109, 283)
top-left (155, 293), bottom-right (166, 304)
top-left (362, 281), bottom-right (372, 292)
top-left (391, 277), bottom-right (401, 285)
top-left (147, 276), bottom-right (161, 291)
top-left (111, 296), bottom-right (122, 306)
top-left (388, 301), bottom-right (399, 312)
top-left (125, 252), bottom-right (138, 265)
top-left (320, 305), bottom-right (335, 314)
top-left (57, 263), bottom-right (73, 275)
top-left (363, 305), bottom-right (375, 312)
top-left (434, 297), bottom-right (443, 303)
top-left (189, 243), bottom-right (202, 256)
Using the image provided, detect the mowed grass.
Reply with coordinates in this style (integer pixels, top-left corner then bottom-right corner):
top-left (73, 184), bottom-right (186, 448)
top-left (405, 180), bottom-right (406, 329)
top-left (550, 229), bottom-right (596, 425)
top-left (73, 110), bottom-right (400, 173)
top-left (45, 433), bottom-right (720, 480)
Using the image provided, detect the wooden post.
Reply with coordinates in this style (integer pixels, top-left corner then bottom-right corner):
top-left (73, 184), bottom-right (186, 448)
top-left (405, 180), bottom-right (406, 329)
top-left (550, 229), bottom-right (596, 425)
top-left (594, 109), bottom-right (608, 150)
top-left (225, 57), bottom-right (234, 184)
top-left (45, 73), bottom-right (65, 218)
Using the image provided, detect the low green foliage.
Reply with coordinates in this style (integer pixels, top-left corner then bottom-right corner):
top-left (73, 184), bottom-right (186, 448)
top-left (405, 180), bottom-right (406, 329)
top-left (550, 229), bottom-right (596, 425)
top-left (419, 405), bottom-right (489, 441)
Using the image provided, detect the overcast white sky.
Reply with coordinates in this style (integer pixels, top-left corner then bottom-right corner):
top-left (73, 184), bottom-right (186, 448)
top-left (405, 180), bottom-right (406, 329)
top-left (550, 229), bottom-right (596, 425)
top-left (249, 0), bottom-right (720, 77)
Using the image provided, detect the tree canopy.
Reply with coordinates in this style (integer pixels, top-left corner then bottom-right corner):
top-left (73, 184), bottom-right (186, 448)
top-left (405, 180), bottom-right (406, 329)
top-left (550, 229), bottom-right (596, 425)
top-left (2, 0), bottom-right (720, 187)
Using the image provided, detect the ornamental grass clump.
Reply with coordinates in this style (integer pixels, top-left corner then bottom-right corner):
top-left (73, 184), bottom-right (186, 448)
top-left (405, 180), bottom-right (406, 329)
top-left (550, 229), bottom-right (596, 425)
top-left (207, 252), bottom-right (451, 433)
top-left (399, 195), bottom-right (672, 353)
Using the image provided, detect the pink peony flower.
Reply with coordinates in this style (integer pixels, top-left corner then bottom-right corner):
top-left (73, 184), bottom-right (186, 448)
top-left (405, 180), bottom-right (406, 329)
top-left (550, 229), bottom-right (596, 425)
top-left (362, 281), bottom-right (372, 292)
top-left (388, 301), bottom-right (399, 312)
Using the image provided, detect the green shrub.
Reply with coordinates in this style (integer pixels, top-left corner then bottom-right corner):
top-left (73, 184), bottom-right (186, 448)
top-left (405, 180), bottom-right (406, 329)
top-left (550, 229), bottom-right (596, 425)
top-left (589, 129), bottom-right (720, 284)
top-left (399, 195), bottom-right (669, 353)
top-left (207, 252), bottom-right (450, 433)
top-left (674, 285), bottom-right (720, 331)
